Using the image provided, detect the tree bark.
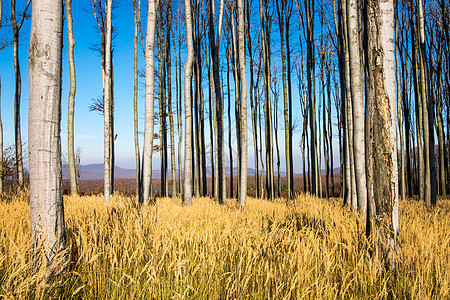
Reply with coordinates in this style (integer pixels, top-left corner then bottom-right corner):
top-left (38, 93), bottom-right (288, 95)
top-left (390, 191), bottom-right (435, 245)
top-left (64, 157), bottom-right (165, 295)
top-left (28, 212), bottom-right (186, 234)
top-left (141, 0), bottom-right (158, 205)
top-left (166, 4), bottom-right (176, 198)
top-left (67, 0), bottom-right (78, 197)
top-left (417, 0), bottom-right (436, 206)
top-left (276, 0), bottom-right (292, 200)
top-left (237, 0), bottom-right (247, 207)
top-left (209, 0), bottom-right (226, 204)
top-left (260, 0), bottom-right (274, 201)
top-left (11, 0), bottom-right (30, 188)
top-left (364, 0), bottom-right (399, 272)
top-left (306, 0), bottom-right (318, 196)
top-left (347, 0), bottom-right (367, 215)
top-left (183, 0), bottom-right (194, 206)
top-left (29, 0), bottom-right (67, 276)
top-left (103, 0), bottom-right (113, 201)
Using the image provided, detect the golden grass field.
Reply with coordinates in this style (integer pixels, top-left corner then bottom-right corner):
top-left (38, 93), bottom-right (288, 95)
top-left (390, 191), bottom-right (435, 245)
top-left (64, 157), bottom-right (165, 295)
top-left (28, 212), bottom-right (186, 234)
top-left (1, 190), bottom-right (449, 299)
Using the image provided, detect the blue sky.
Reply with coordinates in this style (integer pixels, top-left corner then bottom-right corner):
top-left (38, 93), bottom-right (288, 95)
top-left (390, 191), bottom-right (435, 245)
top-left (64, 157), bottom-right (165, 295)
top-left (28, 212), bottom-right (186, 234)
top-left (0, 0), bottom-right (342, 173)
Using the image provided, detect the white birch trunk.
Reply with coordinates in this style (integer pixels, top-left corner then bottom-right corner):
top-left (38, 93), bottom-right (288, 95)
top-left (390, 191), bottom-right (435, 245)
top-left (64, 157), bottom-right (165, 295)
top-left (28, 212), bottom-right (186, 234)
top-left (103, 0), bottom-right (112, 201)
top-left (237, 0), bottom-right (247, 208)
top-left (183, 0), bottom-right (194, 206)
top-left (346, 0), bottom-right (367, 216)
top-left (141, 0), bottom-right (158, 205)
top-left (28, 0), bottom-right (67, 274)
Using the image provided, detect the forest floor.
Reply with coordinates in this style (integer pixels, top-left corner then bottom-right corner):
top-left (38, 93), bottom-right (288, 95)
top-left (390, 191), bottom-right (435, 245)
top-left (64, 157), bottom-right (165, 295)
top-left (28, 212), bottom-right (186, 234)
top-left (0, 190), bottom-right (449, 298)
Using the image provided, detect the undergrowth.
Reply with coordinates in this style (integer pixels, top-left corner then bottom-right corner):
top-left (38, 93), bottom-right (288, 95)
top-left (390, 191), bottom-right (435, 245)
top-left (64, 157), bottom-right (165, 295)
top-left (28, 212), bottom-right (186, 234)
top-left (0, 191), bottom-right (449, 299)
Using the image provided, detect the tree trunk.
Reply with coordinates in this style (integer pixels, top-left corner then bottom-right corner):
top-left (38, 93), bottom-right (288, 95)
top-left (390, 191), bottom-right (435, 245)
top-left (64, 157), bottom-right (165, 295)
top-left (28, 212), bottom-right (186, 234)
top-left (364, 0), bottom-right (399, 272)
top-left (260, 0), bottom-right (274, 201)
top-left (29, 0), bottom-right (67, 276)
top-left (226, 44), bottom-right (233, 199)
top-left (276, 0), bottom-right (292, 200)
top-left (183, 0), bottom-right (194, 206)
top-left (11, 0), bottom-right (30, 188)
top-left (237, 0), bottom-right (247, 207)
top-left (103, 0), bottom-right (113, 201)
top-left (209, 0), bottom-right (226, 204)
top-left (306, 0), bottom-right (318, 196)
top-left (417, 0), bottom-right (436, 206)
top-left (133, 0), bottom-right (141, 199)
top-left (394, 6), bottom-right (405, 200)
top-left (347, 0), bottom-right (367, 215)
top-left (166, 5), bottom-right (176, 198)
top-left (177, 20), bottom-right (183, 196)
top-left (141, 0), bottom-right (158, 205)
top-left (67, 0), bottom-right (77, 197)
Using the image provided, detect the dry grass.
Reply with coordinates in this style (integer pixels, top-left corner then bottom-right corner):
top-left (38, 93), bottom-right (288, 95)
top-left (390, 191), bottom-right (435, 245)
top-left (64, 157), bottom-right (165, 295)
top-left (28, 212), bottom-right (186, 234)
top-left (0, 190), bottom-right (449, 299)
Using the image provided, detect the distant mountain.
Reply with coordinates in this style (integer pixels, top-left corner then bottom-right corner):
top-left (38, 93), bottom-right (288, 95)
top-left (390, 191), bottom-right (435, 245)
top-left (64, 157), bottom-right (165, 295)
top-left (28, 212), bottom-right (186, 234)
top-left (63, 164), bottom-right (137, 180)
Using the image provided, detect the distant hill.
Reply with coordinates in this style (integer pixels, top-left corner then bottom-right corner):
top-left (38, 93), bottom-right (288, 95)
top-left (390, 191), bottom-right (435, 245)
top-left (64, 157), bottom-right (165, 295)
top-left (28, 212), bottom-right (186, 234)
top-left (63, 164), bottom-right (341, 181)
top-left (63, 164), bottom-right (137, 180)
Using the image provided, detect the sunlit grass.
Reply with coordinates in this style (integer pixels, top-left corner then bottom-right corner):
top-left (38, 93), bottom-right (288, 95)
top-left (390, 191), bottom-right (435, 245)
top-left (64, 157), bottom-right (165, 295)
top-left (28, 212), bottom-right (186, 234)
top-left (1, 190), bottom-right (449, 298)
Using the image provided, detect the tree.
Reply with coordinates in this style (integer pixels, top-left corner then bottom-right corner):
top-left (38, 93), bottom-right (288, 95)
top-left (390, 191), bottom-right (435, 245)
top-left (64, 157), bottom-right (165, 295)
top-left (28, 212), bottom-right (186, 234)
top-left (141, 0), bottom-right (158, 205)
top-left (11, 0), bottom-right (31, 188)
top-left (305, 0), bottom-right (319, 196)
top-left (260, 0), bottom-right (274, 201)
top-left (237, 0), bottom-right (247, 207)
top-left (28, 0), bottom-right (67, 277)
top-left (417, 0), bottom-right (436, 206)
top-left (103, 0), bottom-right (113, 201)
top-left (132, 0), bottom-right (141, 199)
top-left (364, 0), bottom-right (399, 271)
top-left (183, 0), bottom-right (194, 206)
top-left (275, 0), bottom-right (293, 200)
top-left (90, 0), bottom-right (117, 199)
top-left (67, 0), bottom-right (78, 197)
top-left (346, 0), bottom-right (366, 215)
top-left (209, 0), bottom-right (226, 204)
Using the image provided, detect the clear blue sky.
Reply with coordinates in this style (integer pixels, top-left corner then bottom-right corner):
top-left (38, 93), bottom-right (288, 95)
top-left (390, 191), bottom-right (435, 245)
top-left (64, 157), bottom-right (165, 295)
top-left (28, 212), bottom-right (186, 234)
top-left (0, 0), bottom-right (341, 173)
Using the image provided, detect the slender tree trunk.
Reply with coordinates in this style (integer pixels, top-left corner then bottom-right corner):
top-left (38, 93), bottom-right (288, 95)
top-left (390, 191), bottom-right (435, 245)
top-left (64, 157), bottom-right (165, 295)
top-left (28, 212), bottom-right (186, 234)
top-left (226, 45), bottom-right (233, 199)
top-left (347, 0), bottom-right (367, 215)
top-left (165, 8), bottom-right (176, 197)
top-left (177, 21), bottom-right (183, 196)
top-left (11, 0), bottom-right (29, 187)
top-left (210, 0), bottom-right (226, 203)
top-left (286, 1), bottom-right (294, 197)
top-left (409, 1), bottom-right (424, 199)
top-left (133, 0), bottom-right (141, 199)
top-left (260, 0), bottom-right (274, 201)
top-left (306, 0), bottom-right (318, 196)
top-left (395, 7), bottom-right (405, 200)
top-left (364, 0), bottom-right (399, 272)
top-left (183, 0), bottom-right (194, 206)
top-left (29, 0), bottom-right (67, 276)
top-left (237, 0), bottom-right (247, 207)
top-left (273, 75), bottom-right (281, 198)
top-left (276, 0), bottom-right (291, 200)
top-left (141, 0), bottom-right (158, 205)
top-left (103, 0), bottom-right (113, 201)
top-left (417, 0), bottom-right (436, 206)
top-left (67, 0), bottom-right (78, 196)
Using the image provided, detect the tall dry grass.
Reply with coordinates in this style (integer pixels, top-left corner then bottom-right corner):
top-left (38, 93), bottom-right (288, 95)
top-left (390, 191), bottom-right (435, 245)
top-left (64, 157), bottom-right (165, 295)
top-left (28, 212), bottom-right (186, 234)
top-left (0, 191), bottom-right (449, 299)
